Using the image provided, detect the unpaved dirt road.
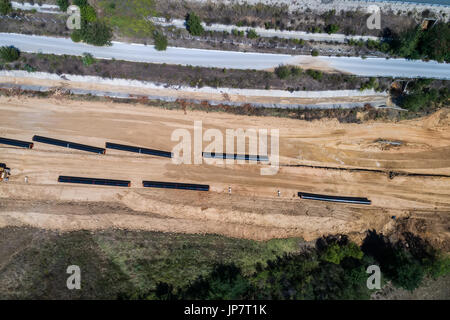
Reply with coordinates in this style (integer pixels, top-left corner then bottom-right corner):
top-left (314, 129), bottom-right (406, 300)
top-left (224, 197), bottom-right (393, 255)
top-left (0, 75), bottom-right (388, 107)
top-left (0, 96), bottom-right (449, 247)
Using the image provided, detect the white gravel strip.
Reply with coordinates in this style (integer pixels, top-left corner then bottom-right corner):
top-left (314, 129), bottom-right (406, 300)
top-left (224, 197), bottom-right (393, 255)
top-left (0, 70), bottom-right (387, 98)
top-left (191, 0), bottom-right (450, 16)
top-left (11, 1), bottom-right (60, 14)
top-left (150, 18), bottom-right (380, 43)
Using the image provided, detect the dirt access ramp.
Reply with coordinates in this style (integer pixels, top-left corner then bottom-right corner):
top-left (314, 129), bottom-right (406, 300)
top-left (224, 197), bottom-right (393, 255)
top-left (0, 96), bottom-right (449, 247)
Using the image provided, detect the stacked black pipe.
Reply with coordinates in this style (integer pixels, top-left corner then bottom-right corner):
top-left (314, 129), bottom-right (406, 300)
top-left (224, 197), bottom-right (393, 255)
top-left (0, 137), bottom-right (34, 149)
top-left (143, 180), bottom-right (209, 191)
top-left (33, 136), bottom-right (105, 154)
top-left (298, 192), bottom-right (371, 205)
top-left (58, 176), bottom-right (130, 187)
top-left (105, 142), bottom-right (172, 158)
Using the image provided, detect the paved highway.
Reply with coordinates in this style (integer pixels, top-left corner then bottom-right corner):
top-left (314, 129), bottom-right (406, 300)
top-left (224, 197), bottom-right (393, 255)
top-left (1, 33), bottom-right (449, 79)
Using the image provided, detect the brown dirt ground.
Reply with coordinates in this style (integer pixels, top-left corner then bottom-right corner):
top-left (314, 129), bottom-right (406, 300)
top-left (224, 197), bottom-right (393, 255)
top-left (0, 95), bottom-right (449, 248)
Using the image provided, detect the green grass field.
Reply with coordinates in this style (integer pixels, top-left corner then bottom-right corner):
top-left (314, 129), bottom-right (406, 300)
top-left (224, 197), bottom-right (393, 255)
top-left (0, 227), bottom-right (303, 299)
top-left (95, 0), bottom-right (157, 38)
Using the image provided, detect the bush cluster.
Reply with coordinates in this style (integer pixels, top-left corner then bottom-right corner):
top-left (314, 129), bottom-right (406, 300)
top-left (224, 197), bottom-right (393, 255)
top-left (153, 30), bottom-right (168, 51)
top-left (69, 1), bottom-right (112, 46)
top-left (186, 13), bottom-right (204, 36)
top-left (120, 232), bottom-right (450, 300)
top-left (0, 46), bottom-right (20, 62)
top-left (0, 0), bottom-right (12, 15)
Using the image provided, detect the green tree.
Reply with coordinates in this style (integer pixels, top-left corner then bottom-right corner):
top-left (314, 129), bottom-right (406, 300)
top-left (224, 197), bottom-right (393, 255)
top-left (71, 30), bottom-right (82, 43)
top-left (74, 0), bottom-right (88, 6)
top-left (186, 13), bottom-right (204, 36)
top-left (80, 4), bottom-right (97, 22)
top-left (79, 20), bottom-right (112, 46)
top-left (153, 30), bottom-right (168, 51)
top-left (396, 27), bottom-right (423, 59)
top-left (325, 24), bottom-right (339, 34)
top-left (56, 0), bottom-right (69, 12)
top-left (181, 264), bottom-right (251, 299)
top-left (0, 46), bottom-right (20, 62)
top-left (392, 250), bottom-right (424, 291)
top-left (311, 49), bottom-right (319, 57)
top-left (0, 0), bottom-right (12, 15)
top-left (419, 22), bottom-right (450, 63)
top-left (321, 242), bottom-right (363, 265)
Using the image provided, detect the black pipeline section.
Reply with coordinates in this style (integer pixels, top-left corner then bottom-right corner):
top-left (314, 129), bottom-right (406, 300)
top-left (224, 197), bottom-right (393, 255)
top-left (0, 137), bottom-right (34, 149)
top-left (143, 180), bottom-right (209, 191)
top-left (298, 192), bottom-right (371, 205)
top-left (33, 135), bottom-right (105, 154)
top-left (202, 152), bottom-right (269, 162)
top-left (105, 142), bottom-right (172, 158)
top-left (58, 176), bottom-right (130, 187)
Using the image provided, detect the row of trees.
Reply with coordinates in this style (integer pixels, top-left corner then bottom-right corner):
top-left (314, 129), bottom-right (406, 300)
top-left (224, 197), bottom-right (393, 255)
top-left (396, 78), bottom-right (449, 112)
top-left (387, 22), bottom-right (449, 63)
top-left (119, 231), bottom-right (449, 300)
top-left (63, 0), bottom-right (168, 50)
top-left (58, 0), bottom-right (112, 46)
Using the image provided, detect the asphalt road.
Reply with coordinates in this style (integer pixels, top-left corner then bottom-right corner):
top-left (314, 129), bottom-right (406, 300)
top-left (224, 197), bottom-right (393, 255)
top-left (1, 33), bottom-right (450, 79)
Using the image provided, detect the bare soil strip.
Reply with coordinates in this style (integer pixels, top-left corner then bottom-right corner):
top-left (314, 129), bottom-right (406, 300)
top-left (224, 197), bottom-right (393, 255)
top-left (0, 96), bottom-right (449, 247)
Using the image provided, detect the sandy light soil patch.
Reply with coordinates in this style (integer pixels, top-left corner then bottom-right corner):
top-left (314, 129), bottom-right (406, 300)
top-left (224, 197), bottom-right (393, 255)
top-left (0, 96), bottom-right (449, 247)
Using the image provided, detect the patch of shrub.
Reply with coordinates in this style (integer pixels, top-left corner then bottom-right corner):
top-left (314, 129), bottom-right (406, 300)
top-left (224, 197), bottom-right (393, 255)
top-left (80, 4), bottom-right (97, 22)
top-left (321, 242), bottom-right (363, 264)
top-left (275, 65), bottom-right (291, 79)
top-left (360, 77), bottom-right (379, 91)
top-left (186, 13), bottom-right (204, 36)
top-left (306, 69), bottom-right (323, 81)
top-left (386, 22), bottom-right (450, 63)
top-left (81, 53), bottom-right (96, 66)
top-left (325, 24), bottom-right (339, 34)
top-left (399, 79), bottom-right (449, 112)
top-left (78, 21), bottom-right (113, 46)
top-left (153, 30), bottom-right (168, 51)
top-left (311, 49), bottom-right (319, 57)
top-left (232, 29), bottom-right (244, 37)
top-left (24, 63), bottom-right (37, 72)
top-left (246, 29), bottom-right (258, 39)
top-left (0, 46), bottom-right (20, 62)
top-left (290, 66), bottom-right (302, 76)
top-left (56, 0), bottom-right (69, 12)
top-left (70, 30), bottom-right (82, 43)
top-left (73, 0), bottom-right (88, 6)
top-left (0, 0), bottom-right (11, 15)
